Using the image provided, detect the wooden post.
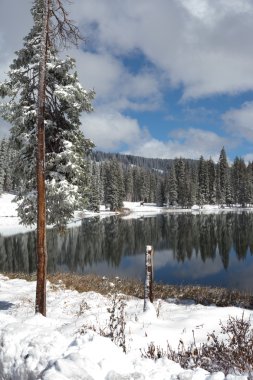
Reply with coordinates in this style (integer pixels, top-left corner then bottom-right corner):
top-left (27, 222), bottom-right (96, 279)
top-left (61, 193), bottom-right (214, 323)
top-left (143, 245), bottom-right (154, 312)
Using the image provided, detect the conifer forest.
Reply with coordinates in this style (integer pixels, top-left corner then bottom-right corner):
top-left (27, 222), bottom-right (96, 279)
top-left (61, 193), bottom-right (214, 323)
top-left (1, 138), bottom-right (253, 211)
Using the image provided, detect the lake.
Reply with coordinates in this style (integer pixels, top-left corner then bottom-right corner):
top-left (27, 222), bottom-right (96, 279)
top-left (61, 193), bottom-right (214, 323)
top-left (1, 212), bottom-right (253, 292)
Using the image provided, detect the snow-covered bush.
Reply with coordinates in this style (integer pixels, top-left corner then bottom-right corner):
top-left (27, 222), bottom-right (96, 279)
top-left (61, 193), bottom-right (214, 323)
top-left (142, 313), bottom-right (253, 375)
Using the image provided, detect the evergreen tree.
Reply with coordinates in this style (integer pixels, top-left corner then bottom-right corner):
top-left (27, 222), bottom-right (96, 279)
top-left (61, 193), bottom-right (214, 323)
top-left (124, 167), bottom-right (134, 202)
top-left (188, 165), bottom-right (198, 206)
top-left (167, 165), bottom-right (177, 206)
top-left (132, 167), bottom-right (142, 201)
top-left (149, 171), bottom-right (157, 203)
top-left (246, 162), bottom-right (253, 206)
top-left (232, 157), bottom-right (247, 206)
top-left (0, 0), bottom-right (94, 228)
top-left (163, 172), bottom-right (169, 205)
top-left (175, 158), bottom-right (187, 207)
top-left (87, 162), bottom-right (100, 212)
top-left (156, 178), bottom-right (165, 206)
top-left (0, 138), bottom-right (18, 193)
top-left (217, 147), bottom-right (230, 205)
top-left (207, 158), bottom-right (216, 204)
top-left (216, 164), bottom-right (222, 206)
top-left (0, 140), bottom-right (5, 195)
top-left (184, 161), bottom-right (194, 207)
top-left (139, 167), bottom-right (149, 202)
top-left (99, 162), bottom-right (105, 204)
top-left (2, 139), bottom-right (17, 192)
top-left (104, 159), bottom-right (124, 210)
top-left (197, 156), bottom-right (209, 206)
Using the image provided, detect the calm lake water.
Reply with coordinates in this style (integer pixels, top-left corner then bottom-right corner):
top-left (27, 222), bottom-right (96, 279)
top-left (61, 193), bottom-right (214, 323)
top-left (1, 212), bottom-right (253, 292)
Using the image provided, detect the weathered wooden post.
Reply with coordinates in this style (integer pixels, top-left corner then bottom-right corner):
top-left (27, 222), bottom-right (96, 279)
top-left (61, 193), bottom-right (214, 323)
top-left (143, 245), bottom-right (154, 311)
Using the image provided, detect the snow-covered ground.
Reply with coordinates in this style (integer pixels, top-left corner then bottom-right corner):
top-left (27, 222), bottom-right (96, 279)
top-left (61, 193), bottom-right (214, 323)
top-left (0, 193), bottom-right (35, 236)
top-left (0, 274), bottom-right (251, 380)
top-left (0, 194), bottom-right (164, 235)
top-left (0, 194), bottom-right (115, 236)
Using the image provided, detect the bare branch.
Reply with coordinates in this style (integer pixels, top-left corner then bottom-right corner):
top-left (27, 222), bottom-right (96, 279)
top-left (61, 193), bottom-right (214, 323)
top-left (49, 0), bottom-right (84, 48)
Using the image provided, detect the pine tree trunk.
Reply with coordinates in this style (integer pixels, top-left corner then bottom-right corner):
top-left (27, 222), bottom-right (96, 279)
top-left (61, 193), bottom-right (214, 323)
top-left (35, 0), bottom-right (50, 316)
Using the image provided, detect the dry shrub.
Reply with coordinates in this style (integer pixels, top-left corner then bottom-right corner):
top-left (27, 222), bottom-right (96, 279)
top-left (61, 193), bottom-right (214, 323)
top-left (78, 293), bottom-right (127, 353)
top-left (107, 293), bottom-right (127, 353)
top-left (202, 313), bottom-right (253, 375)
top-left (141, 313), bottom-right (253, 376)
top-left (5, 273), bottom-right (253, 309)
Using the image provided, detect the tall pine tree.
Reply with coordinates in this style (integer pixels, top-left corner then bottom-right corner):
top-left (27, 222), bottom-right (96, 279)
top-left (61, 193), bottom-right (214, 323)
top-left (217, 147), bottom-right (231, 205)
top-left (0, 0), bottom-right (94, 228)
top-left (103, 159), bottom-right (124, 211)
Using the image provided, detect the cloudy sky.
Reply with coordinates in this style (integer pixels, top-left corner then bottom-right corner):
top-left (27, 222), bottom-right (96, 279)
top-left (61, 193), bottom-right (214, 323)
top-left (1, 0), bottom-right (253, 161)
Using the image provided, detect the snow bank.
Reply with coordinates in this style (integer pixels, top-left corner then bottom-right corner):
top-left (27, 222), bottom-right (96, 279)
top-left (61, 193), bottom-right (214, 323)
top-left (0, 275), bottom-right (251, 379)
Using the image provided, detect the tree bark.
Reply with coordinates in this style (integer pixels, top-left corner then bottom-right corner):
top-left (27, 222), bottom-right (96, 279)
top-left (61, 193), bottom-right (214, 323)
top-left (35, 0), bottom-right (50, 316)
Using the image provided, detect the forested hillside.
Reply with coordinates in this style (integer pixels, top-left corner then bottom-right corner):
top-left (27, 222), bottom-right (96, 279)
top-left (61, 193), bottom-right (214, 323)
top-left (1, 138), bottom-right (253, 210)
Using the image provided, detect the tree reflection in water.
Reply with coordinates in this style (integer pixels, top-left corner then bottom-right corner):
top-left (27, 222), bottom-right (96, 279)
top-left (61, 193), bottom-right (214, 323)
top-left (1, 212), bottom-right (253, 290)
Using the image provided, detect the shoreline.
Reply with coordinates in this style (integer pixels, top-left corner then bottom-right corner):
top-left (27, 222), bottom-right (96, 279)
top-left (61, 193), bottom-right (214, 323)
top-left (1, 192), bottom-right (253, 236)
top-left (4, 272), bottom-right (253, 310)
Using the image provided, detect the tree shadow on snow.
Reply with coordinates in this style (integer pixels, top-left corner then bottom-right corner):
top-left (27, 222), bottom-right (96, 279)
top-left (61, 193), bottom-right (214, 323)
top-left (0, 301), bottom-right (14, 310)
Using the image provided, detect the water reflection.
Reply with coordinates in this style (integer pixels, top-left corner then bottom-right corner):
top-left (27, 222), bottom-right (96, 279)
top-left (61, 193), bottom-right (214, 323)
top-left (1, 212), bottom-right (253, 291)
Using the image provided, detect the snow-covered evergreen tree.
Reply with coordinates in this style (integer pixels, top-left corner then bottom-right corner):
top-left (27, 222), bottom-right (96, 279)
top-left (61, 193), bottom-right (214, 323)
top-left (0, 0), bottom-right (94, 227)
top-left (131, 167), bottom-right (140, 202)
top-left (188, 165), bottom-right (198, 206)
top-left (184, 161), bottom-right (194, 207)
top-left (197, 156), bottom-right (209, 206)
top-left (175, 158), bottom-right (187, 207)
top-left (149, 171), bottom-right (157, 203)
top-left (232, 157), bottom-right (247, 206)
top-left (0, 140), bottom-right (5, 195)
top-left (207, 158), bottom-right (216, 204)
top-left (139, 167), bottom-right (150, 202)
top-left (246, 162), bottom-right (253, 206)
top-left (156, 178), bottom-right (165, 207)
top-left (167, 165), bottom-right (178, 206)
top-left (104, 159), bottom-right (124, 211)
top-left (124, 167), bottom-right (134, 202)
top-left (0, 138), bottom-right (17, 194)
top-left (217, 147), bottom-right (230, 205)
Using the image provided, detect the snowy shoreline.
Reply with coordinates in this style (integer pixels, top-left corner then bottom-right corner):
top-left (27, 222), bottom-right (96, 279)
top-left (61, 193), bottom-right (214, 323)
top-left (1, 193), bottom-right (253, 237)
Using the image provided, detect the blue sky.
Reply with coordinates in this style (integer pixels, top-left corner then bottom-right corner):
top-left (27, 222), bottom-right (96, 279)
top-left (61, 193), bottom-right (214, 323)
top-left (1, 0), bottom-right (253, 161)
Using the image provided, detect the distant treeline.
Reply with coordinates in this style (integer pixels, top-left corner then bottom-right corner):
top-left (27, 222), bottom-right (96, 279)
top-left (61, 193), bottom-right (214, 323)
top-left (89, 148), bottom-right (253, 210)
top-left (1, 138), bottom-right (253, 210)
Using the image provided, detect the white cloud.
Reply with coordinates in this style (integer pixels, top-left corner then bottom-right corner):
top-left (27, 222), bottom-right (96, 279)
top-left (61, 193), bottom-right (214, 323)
top-left (222, 102), bottom-right (253, 142)
top-left (243, 153), bottom-right (253, 163)
top-left (81, 111), bottom-right (143, 151)
top-left (124, 127), bottom-right (227, 159)
top-left (72, 50), bottom-right (162, 112)
top-left (0, 1), bottom-right (32, 58)
top-left (82, 109), bottom-right (227, 159)
top-left (2, 1), bottom-right (253, 103)
top-left (0, 0), bottom-right (248, 159)
top-left (72, 0), bottom-right (253, 100)
top-left (82, 109), bottom-right (228, 159)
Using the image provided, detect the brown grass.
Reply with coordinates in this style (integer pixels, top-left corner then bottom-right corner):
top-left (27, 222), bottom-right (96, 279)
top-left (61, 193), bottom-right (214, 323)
top-left (3, 272), bottom-right (253, 309)
top-left (142, 313), bottom-right (253, 375)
